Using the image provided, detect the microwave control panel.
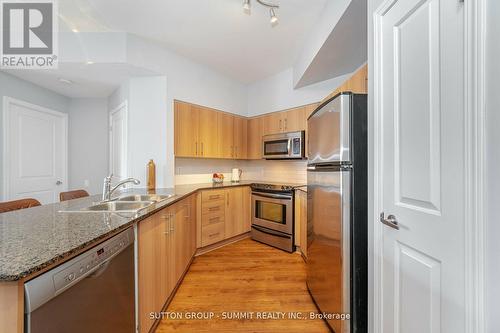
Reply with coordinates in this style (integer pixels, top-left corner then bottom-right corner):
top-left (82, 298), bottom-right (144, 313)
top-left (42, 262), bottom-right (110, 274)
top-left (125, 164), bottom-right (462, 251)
top-left (292, 138), bottom-right (301, 154)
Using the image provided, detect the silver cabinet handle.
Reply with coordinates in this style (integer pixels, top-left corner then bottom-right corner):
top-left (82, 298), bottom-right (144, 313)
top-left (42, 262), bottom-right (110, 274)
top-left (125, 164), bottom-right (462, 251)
top-left (284, 118), bottom-right (287, 130)
top-left (279, 119), bottom-right (282, 130)
top-left (170, 212), bottom-right (175, 232)
top-left (195, 142), bottom-right (198, 156)
top-left (235, 146), bottom-right (238, 157)
top-left (380, 212), bottom-right (399, 230)
top-left (162, 215), bottom-right (170, 234)
top-left (201, 142), bottom-right (204, 156)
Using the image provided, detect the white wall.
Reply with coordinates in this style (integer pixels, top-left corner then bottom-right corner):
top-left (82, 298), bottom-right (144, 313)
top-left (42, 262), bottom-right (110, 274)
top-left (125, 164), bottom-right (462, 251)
top-left (127, 76), bottom-right (170, 187)
top-left (0, 71), bottom-right (70, 198)
top-left (247, 67), bottom-right (349, 116)
top-left (68, 98), bottom-right (109, 194)
top-left (486, 0), bottom-right (500, 331)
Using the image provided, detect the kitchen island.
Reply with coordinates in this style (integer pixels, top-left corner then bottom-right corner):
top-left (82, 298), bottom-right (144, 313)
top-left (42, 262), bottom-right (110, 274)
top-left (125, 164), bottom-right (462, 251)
top-left (0, 181), bottom-right (258, 333)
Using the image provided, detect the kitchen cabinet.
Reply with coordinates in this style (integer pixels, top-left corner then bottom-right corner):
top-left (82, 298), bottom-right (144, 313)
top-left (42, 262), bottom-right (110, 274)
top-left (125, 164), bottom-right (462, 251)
top-left (217, 112), bottom-right (234, 158)
top-left (174, 101), bottom-right (198, 157)
top-left (174, 101), bottom-right (219, 158)
top-left (225, 186), bottom-right (251, 239)
top-left (199, 187), bottom-right (251, 247)
top-left (294, 189), bottom-right (308, 258)
top-left (233, 116), bottom-right (247, 159)
top-left (321, 64), bottom-right (368, 104)
top-left (196, 106), bottom-right (219, 158)
top-left (138, 195), bottom-right (196, 333)
top-left (175, 100), bottom-right (249, 159)
top-left (262, 112), bottom-right (284, 135)
top-left (247, 117), bottom-right (263, 159)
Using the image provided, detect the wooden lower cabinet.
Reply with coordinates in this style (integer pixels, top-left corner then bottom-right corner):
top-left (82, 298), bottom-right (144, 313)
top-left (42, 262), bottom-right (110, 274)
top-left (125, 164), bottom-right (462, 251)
top-left (138, 195), bottom-right (196, 333)
top-left (199, 186), bottom-right (251, 247)
top-left (294, 189), bottom-right (308, 258)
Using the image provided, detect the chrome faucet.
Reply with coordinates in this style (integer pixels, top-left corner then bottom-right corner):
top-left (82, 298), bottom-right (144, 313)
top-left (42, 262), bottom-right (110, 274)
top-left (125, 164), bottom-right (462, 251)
top-left (102, 174), bottom-right (141, 201)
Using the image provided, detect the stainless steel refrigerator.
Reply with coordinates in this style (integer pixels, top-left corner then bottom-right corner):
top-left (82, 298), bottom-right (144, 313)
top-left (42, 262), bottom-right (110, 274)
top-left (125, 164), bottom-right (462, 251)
top-left (306, 92), bottom-right (367, 333)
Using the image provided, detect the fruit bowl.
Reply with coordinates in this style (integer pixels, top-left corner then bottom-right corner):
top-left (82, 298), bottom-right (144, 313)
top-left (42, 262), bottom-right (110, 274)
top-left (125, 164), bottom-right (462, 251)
top-left (212, 173), bottom-right (224, 184)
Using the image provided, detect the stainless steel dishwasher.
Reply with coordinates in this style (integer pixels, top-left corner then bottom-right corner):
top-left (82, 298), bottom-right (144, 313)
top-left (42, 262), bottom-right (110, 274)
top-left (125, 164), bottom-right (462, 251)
top-left (24, 227), bottom-right (136, 333)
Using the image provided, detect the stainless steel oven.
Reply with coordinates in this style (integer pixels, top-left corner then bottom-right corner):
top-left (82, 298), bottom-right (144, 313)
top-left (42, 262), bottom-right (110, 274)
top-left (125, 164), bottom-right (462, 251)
top-left (262, 131), bottom-right (305, 159)
top-left (251, 183), bottom-right (295, 252)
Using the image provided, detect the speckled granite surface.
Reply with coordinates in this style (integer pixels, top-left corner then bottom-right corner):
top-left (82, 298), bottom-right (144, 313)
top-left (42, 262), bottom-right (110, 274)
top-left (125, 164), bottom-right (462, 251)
top-left (0, 181), bottom-right (259, 282)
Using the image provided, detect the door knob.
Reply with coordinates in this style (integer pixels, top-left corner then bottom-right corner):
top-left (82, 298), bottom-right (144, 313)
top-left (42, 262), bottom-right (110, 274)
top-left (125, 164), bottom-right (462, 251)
top-left (56, 180), bottom-right (63, 185)
top-left (380, 212), bottom-right (399, 230)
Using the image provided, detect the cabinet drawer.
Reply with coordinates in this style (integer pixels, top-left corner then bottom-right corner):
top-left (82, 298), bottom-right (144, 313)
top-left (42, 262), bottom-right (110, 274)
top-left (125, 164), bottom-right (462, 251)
top-left (201, 200), bottom-right (225, 215)
top-left (201, 222), bottom-right (225, 246)
top-left (202, 190), bottom-right (225, 203)
top-left (202, 213), bottom-right (225, 227)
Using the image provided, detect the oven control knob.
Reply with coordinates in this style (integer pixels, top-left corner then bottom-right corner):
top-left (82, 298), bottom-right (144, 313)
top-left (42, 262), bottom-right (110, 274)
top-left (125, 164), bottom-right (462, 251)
top-left (67, 273), bottom-right (75, 281)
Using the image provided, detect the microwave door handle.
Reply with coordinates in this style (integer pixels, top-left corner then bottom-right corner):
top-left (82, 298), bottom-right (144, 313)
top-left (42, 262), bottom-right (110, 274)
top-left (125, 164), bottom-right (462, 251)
top-left (287, 139), bottom-right (292, 156)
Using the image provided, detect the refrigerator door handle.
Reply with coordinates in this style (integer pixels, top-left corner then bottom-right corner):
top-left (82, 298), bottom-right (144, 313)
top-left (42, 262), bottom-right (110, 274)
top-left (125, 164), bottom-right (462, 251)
top-left (380, 212), bottom-right (400, 230)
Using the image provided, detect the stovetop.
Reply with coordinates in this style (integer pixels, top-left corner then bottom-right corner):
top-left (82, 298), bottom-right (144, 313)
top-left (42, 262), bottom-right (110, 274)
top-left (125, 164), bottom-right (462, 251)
top-left (250, 183), bottom-right (296, 194)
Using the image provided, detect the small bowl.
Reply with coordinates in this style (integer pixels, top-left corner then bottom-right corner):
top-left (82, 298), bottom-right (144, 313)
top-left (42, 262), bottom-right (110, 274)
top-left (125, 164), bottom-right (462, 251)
top-left (212, 178), bottom-right (224, 184)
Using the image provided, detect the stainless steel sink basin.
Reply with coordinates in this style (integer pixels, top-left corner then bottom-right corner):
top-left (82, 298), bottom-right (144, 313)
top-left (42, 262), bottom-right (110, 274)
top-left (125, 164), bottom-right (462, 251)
top-left (80, 201), bottom-right (153, 213)
top-left (115, 194), bottom-right (174, 202)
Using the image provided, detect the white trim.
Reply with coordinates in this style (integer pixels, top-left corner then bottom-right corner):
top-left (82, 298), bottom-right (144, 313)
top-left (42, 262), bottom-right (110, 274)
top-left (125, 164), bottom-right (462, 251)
top-left (109, 100), bottom-right (129, 179)
top-left (2, 96), bottom-right (68, 201)
top-left (372, 0), bottom-right (486, 332)
top-left (464, 0), bottom-right (486, 332)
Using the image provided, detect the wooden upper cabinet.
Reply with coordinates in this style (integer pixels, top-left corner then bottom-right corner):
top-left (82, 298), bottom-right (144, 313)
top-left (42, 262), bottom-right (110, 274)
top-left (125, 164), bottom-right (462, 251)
top-left (321, 64), bottom-right (368, 104)
top-left (174, 101), bottom-right (198, 157)
top-left (247, 117), bottom-right (262, 160)
top-left (283, 107), bottom-right (306, 133)
top-left (217, 112), bottom-right (234, 158)
top-left (196, 106), bottom-right (219, 158)
top-left (233, 116), bottom-right (247, 159)
top-left (262, 112), bottom-right (283, 136)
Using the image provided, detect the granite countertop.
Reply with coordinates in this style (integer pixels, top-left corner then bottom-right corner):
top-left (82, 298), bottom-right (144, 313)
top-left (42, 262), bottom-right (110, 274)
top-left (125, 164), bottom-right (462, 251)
top-left (0, 181), bottom-right (258, 282)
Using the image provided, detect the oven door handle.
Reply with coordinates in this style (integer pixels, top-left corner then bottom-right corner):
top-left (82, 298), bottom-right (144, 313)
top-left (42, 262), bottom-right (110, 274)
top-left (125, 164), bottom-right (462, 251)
top-left (252, 225), bottom-right (291, 239)
top-left (252, 192), bottom-right (292, 200)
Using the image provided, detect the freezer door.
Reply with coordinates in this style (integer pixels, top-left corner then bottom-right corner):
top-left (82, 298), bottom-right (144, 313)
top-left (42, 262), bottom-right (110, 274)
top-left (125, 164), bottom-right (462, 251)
top-left (308, 93), bottom-right (351, 165)
top-left (307, 169), bottom-right (351, 333)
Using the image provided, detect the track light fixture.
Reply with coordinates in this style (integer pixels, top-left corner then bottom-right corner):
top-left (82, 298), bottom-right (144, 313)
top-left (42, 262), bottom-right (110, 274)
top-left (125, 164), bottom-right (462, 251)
top-left (242, 0), bottom-right (279, 26)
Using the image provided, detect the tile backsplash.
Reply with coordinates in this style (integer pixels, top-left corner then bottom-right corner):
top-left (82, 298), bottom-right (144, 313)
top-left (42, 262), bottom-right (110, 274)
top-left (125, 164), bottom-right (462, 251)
top-left (175, 158), bottom-right (307, 185)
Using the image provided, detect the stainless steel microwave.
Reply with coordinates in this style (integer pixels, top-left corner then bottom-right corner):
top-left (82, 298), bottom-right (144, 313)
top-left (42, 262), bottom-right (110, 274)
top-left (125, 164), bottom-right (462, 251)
top-left (262, 131), bottom-right (305, 159)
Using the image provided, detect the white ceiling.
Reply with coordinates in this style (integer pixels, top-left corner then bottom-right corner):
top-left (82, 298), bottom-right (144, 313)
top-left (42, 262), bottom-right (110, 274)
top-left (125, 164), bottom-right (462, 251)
top-left (3, 64), bottom-right (156, 98)
top-left (58, 0), bottom-right (329, 84)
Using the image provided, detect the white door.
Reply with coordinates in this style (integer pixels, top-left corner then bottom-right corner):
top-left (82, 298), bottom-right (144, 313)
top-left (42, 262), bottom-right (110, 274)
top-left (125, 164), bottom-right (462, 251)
top-left (375, 0), bottom-right (465, 332)
top-left (3, 97), bottom-right (68, 204)
top-left (109, 102), bottom-right (128, 180)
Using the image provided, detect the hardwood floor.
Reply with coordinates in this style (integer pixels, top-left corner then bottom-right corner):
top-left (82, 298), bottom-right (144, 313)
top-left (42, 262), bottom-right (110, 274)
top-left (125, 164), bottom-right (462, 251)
top-left (155, 238), bottom-right (331, 333)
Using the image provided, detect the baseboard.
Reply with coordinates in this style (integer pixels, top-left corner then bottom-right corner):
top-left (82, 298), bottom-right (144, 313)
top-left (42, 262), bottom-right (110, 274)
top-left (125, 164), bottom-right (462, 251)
top-left (195, 232), bottom-right (251, 256)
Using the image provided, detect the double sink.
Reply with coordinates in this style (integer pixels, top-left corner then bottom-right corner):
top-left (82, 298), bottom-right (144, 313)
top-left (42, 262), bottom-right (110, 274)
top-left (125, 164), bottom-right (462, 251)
top-left (66, 194), bottom-right (175, 213)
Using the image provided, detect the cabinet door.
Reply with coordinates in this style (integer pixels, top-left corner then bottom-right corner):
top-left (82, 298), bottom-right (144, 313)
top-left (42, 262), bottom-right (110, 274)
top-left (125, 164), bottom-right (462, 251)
top-left (242, 186), bottom-right (251, 232)
top-left (225, 187), bottom-right (246, 238)
top-left (172, 202), bottom-right (190, 282)
top-left (345, 64), bottom-right (367, 93)
top-left (262, 112), bottom-right (283, 135)
top-left (233, 116), bottom-right (247, 159)
top-left (283, 107), bottom-right (306, 132)
top-left (138, 210), bottom-right (171, 333)
top-left (174, 101), bottom-right (198, 157)
top-left (197, 106), bottom-right (219, 158)
top-left (247, 117), bottom-right (263, 160)
top-left (217, 113), bottom-right (234, 158)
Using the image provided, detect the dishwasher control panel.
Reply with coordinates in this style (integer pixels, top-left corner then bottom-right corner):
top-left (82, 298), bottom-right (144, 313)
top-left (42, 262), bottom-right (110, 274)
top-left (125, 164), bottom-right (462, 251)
top-left (51, 228), bottom-right (134, 294)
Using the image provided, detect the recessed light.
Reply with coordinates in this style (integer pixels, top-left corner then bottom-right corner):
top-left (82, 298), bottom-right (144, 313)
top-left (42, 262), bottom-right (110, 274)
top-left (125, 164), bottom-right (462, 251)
top-left (58, 78), bottom-right (73, 84)
top-left (86, 61), bottom-right (94, 65)
top-left (71, 28), bottom-right (79, 33)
